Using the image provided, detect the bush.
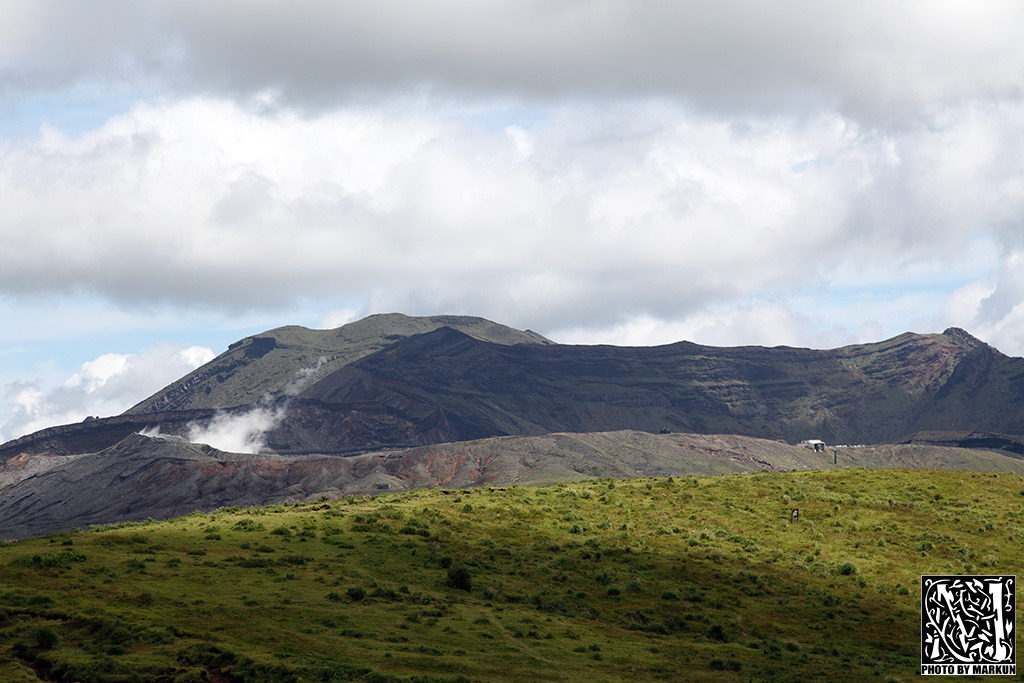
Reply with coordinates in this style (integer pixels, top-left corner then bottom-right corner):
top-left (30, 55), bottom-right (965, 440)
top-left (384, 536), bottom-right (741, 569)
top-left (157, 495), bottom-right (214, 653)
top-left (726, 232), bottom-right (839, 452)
top-left (709, 658), bottom-right (741, 671)
top-left (30, 626), bottom-right (60, 651)
top-left (19, 550), bottom-right (86, 570)
top-left (446, 566), bottom-right (472, 592)
top-left (838, 562), bottom-right (857, 576)
top-left (346, 586), bottom-right (366, 601)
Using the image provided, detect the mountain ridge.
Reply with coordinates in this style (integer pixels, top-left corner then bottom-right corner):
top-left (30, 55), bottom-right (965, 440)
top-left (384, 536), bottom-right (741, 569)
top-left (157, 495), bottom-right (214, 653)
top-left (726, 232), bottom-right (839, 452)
top-left (126, 313), bottom-right (553, 414)
top-left (271, 324), bottom-right (1023, 449)
top-left (1, 318), bottom-right (1021, 461)
top-left (3, 317), bottom-right (1024, 539)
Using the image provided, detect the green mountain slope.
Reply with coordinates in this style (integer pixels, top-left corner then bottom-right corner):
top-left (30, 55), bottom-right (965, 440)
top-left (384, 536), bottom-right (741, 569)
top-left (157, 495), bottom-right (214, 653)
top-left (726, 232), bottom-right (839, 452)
top-left (1, 468), bottom-right (1020, 681)
top-left (126, 313), bottom-right (552, 414)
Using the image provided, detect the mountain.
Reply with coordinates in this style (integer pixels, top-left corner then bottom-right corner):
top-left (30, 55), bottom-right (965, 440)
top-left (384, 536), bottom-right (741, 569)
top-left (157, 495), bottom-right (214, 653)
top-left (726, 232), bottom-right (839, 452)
top-left (2, 318), bottom-right (1023, 461)
top-left (127, 313), bottom-right (553, 414)
top-left (0, 314), bottom-right (552, 459)
top-left (268, 324), bottom-right (1024, 451)
top-left (3, 430), bottom-right (1022, 540)
top-left (5, 316), bottom-right (1024, 539)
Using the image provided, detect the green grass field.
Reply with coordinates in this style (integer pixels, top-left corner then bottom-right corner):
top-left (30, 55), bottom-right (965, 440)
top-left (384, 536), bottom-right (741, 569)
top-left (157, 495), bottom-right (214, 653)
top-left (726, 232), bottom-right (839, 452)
top-left (1, 468), bottom-right (1022, 681)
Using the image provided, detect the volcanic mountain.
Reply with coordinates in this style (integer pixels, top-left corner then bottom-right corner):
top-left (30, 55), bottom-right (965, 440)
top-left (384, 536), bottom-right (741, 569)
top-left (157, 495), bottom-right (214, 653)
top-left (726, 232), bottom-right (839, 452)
top-left (276, 324), bottom-right (1024, 450)
top-left (4, 314), bottom-right (1024, 539)
top-left (0, 314), bottom-right (553, 458)
top-left (2, 315), bottom-right (1023, 460)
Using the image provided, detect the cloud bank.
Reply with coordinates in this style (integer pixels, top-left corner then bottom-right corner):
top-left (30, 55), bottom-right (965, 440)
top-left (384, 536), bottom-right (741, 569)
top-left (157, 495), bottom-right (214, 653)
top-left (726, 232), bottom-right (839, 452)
top-left (1, 95), bottom-right (1022, 351)
top-left (4, 1), bottom-right (1023, 122)
top-left (2, 1), bottom-right (1024, 443)
top-left (0, 343), bottom-right (213, 443)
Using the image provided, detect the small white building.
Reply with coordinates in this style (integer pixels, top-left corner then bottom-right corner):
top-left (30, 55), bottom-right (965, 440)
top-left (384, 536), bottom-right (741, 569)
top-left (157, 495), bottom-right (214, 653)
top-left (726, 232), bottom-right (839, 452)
top-left (800, 439), bottom-right (826, 452)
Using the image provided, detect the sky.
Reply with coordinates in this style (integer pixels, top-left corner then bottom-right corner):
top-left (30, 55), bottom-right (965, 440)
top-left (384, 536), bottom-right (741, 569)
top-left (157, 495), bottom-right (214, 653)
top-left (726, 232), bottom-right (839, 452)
top-left (1, 0), bottom-right (1024, 443)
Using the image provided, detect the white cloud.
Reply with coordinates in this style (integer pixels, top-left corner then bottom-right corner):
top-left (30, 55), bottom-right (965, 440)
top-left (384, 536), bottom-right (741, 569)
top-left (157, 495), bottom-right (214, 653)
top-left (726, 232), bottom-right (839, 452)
top-left (318, 308), bottom-right (361, 330)
top-left (0, 342), bottom-right (214, 442)
top-left (0, 95), bottom-right (1021, 351)
top-left (3, 2), bottom-right (1024, 123)
top-left (553, 300), bottom-right (824, 349)
top-left (64, 353), bottom-right (129, 392)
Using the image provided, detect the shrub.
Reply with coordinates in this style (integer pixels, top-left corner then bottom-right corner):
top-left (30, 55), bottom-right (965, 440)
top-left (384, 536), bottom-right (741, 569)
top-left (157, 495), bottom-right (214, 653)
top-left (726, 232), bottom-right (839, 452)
top-left (19, 550), bottom-right (86, 570)
top-left (446, 566), bottom-right (472, 592)
top-left (708, 624), bottom-right (727, 641)
top-left (346, 586), bottom-right (366, 601)
top-left (709, 658), bottom-right (741, 671)
top-left (30, 626), bottom-right (60, 651)
top-left (838, 562), bottom-right (857, 576)
top-left (125, 558), bottom-right (147, 573)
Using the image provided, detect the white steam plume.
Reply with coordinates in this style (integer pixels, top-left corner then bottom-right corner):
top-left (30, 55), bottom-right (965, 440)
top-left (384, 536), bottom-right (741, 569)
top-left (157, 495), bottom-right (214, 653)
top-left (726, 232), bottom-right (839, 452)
top-left (184, 404), bottom-right (285, 454)
top-left (138, 358), bottom-right (334, 453)
top-left (283, 356), bottom-right (329, 396)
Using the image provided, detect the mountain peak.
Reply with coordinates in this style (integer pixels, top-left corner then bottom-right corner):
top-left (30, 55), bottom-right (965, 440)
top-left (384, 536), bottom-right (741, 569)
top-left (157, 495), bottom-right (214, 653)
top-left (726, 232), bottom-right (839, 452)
top-left (941, 327), bottom-right (988, 351)
top-left (126, 314), bottom-right (551, 414)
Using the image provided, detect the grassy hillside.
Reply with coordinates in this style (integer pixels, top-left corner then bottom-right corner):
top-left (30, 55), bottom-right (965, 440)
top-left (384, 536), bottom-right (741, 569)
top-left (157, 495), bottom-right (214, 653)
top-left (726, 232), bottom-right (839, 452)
top-left (1, 468), bottom-right (1022, 681)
